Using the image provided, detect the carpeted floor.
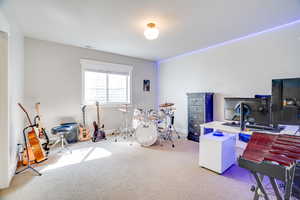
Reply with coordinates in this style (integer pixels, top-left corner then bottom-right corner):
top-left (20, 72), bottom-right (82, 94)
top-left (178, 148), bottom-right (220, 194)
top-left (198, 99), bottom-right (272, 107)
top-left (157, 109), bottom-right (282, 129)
top-left (0, 139), bottom-right (254, 200)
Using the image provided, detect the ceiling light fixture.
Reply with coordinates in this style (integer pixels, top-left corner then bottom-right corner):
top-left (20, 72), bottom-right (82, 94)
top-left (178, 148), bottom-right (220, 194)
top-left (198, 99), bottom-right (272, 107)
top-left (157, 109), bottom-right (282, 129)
top-left (144, 22), bottom-right (159, 40)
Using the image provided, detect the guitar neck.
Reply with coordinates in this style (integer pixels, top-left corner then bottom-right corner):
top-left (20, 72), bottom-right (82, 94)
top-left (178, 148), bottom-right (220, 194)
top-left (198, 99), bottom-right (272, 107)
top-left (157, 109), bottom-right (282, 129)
top-left (82, 105), bottom-right (87, 127)
top-left (35, 103), bottom-right (43, 129)
top-left (83, 110), bottom-right (86, 126)
top-left (97, 104), bottom-right (100, 126)
top-left (18, 103), bottom-right (33, 126)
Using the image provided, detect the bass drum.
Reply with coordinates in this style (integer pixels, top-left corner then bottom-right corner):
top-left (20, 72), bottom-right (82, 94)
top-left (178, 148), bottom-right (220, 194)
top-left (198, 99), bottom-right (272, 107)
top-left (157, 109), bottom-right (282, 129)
top-left (135, 122), bottom-right (158, 147)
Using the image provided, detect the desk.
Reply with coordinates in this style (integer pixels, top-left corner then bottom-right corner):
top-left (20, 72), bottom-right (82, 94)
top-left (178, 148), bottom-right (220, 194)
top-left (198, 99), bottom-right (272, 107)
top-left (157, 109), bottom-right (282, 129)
top-left (200, 121), bottom-right (299, 135)
top-left (200, 121), bottom-right (250, 135)
top-left (200, 121), bottom-right (299, 148)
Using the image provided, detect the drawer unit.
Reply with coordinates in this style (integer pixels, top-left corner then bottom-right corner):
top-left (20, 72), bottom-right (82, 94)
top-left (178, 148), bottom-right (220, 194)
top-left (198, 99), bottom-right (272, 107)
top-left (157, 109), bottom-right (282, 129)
top-left (187, 93), bottom-right (214, 142)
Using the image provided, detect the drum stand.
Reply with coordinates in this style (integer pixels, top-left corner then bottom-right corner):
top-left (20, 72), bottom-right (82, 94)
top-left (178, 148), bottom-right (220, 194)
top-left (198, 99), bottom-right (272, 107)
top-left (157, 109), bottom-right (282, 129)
top-left (159, 114), bottom-right (180, 148)
top-left (114, 107), bottom-right (134, 144)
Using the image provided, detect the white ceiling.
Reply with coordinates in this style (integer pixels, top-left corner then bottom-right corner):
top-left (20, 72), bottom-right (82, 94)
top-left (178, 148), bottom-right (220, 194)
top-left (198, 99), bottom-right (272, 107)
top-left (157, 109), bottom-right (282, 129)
top-left (4, 0), bottom-right (300, 61)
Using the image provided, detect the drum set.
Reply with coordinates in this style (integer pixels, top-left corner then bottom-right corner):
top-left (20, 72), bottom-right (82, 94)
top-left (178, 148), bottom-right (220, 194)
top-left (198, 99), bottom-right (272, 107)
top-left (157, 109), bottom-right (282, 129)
top-left (115, 103), bottom-right (180, 147)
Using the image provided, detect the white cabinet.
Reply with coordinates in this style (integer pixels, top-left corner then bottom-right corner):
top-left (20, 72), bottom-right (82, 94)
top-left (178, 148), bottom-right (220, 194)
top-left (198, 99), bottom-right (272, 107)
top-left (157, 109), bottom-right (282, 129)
top-left (199, 132), bottom-right (236, 174)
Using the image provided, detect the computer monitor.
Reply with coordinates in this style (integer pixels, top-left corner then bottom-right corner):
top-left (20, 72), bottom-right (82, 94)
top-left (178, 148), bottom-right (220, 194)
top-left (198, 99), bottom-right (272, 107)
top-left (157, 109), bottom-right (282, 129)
top-left (224, 97), bottom-right (271, 126)
top-left (272, 78), bottom-right (300, 126)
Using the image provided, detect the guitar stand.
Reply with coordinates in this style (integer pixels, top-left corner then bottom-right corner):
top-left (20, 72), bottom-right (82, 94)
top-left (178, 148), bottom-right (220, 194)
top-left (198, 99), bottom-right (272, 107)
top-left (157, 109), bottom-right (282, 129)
top-left (15, 125), bottom-right (42, 176)
top-left (15, 164), bottom-right (42, 176)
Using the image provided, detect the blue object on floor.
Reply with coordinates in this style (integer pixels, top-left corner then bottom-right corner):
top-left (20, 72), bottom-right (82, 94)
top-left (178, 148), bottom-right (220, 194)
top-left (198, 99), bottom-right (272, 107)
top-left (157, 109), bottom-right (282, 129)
top-left (239, 133), bottom-right (251, 143)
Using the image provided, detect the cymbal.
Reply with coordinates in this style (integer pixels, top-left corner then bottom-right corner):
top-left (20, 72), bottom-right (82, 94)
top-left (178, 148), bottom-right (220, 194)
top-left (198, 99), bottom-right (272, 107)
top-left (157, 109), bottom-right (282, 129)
top-left (159, 103), bottom-right (174, 108)
top-left (118, 104), bottom-right (132, 112)
top-left (118, 108), bottom-right (129, 113)
top-left (120, 104), bottom-right (132, 107)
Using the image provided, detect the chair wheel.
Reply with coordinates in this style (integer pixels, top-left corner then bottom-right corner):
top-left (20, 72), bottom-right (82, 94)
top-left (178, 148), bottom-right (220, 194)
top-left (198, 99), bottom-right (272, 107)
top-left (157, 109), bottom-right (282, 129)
top-left (115, 139), bottom-right (117, 142)
top-left (178, 136), bottom-right (180, 139)
top-left (172, 144), bottom-right (175, 148)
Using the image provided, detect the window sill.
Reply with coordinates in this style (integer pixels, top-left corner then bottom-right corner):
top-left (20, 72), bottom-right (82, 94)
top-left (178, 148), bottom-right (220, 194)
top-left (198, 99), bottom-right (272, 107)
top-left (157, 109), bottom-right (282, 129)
top-left (84, 103), bottom-right (132, 108)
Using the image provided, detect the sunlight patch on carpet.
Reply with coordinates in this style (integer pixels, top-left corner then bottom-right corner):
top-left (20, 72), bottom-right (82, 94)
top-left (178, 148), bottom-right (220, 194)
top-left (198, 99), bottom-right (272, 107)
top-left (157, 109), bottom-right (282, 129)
top-left (41, 147), bottom-right (112, 172)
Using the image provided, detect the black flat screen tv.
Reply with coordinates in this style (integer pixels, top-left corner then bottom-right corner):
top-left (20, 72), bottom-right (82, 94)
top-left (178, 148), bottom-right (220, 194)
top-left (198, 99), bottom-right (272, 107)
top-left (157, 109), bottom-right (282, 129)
top-left (272, 78), bottom-right (300, 126)
top-left (224, 97), bottom-right (271, 126)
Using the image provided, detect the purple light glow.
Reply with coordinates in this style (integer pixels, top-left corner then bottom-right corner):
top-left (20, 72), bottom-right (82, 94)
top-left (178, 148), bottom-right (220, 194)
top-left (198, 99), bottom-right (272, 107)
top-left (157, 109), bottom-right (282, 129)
top-left (158, 19), bottom-right (300, 64)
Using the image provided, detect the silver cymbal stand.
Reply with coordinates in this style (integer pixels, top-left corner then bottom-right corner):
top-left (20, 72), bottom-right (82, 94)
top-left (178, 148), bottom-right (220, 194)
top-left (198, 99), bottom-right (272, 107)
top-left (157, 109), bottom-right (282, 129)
top-left (159, 107), bottom-right (180, 148)
top-left (114, 104), bottom-right (134, 144)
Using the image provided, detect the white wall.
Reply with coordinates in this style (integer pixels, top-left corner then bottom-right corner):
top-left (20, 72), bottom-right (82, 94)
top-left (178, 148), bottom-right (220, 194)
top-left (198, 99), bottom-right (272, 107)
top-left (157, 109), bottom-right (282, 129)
top-left (0, 17), bottom-right (9, 189)
top-left (159, 23), bottom-right (300, 134)
top-left (24, 38), bottom-right (157, 133)
top-left (0, 7), bottom-right (24, 188)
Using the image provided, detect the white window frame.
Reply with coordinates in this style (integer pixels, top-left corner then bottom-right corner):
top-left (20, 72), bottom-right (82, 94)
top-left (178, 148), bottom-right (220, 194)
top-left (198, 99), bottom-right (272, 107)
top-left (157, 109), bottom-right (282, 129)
top-left (81, 59), bottom-right (132, 106)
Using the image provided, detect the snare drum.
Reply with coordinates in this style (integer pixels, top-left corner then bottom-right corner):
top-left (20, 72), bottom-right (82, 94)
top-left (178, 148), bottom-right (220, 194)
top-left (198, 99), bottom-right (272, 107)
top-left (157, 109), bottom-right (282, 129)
top-left (148, 110), bottom-right (159, 121)
top-left (135, 122), bottom-right (158, 146)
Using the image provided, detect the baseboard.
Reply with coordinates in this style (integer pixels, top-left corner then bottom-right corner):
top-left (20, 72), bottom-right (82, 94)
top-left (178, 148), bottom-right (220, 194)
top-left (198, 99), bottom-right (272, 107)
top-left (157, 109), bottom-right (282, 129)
top-left (0, 182), bottom-right (9, 189)
top-left (175, 127), bottom-right (187, 136)
top-left (7, 152), bottom-right (18, 188)
top-left (0, 154), bottom-right (17, 189)
top-left (104, 129), bottom-right (116, 135)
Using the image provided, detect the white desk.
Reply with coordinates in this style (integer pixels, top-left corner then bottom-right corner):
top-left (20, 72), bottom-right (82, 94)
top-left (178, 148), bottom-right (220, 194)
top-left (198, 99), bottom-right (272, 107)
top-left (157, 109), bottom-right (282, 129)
top-left (200, 121), bottom-right (251, 135)
top-left (200, 121), bottom-right (299, 148)
top-left (200, 121), bottom-right (299, 135)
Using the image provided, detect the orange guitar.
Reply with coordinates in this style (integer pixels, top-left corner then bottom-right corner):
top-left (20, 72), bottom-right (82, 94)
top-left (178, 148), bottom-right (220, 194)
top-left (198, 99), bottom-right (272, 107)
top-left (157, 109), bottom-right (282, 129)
top-left (78, 105), bottom-right (91, 141)
top-left (18, 103), bottom-right (47, 163)
top-left (21, 144), bottom-right (35, 166)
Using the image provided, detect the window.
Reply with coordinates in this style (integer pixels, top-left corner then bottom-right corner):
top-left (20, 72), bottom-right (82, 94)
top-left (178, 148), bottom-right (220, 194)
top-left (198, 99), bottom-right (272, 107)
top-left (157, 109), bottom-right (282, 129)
top-left (81, 59), bottom-right (132, 105)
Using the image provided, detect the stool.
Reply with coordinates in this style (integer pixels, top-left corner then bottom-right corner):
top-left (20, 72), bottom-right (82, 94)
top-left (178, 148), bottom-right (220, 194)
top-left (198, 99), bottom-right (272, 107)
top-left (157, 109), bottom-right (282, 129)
top-left (51, 125), bottom-right (73, 154)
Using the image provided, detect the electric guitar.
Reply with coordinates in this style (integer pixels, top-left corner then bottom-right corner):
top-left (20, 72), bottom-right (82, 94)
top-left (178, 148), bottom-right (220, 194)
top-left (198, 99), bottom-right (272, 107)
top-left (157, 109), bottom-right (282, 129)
top-left (92, 101), bottom-right (106, 142)
top-left (18, 103), bottom-right (47, 164)
top-left (34, 102), bottom-right (50, 152)
top-left (78, 105), bottom-right (91, 141)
